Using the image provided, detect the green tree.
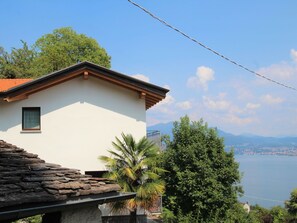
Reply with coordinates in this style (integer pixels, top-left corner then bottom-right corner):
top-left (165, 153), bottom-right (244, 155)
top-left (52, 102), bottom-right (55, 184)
top-left (250, 205), bottom-right (273, 223)
top-left (99, 133), bottom-right (165, 223)
top-left (0, 27), bottom-right (111, 78)
top-left (33, 27), bottom-right (111, 75)
top-left (286, 188), bottom-right (297, 218)
top-left (225, 203), bottom-right (255, 223)
top-left (0, 41), bottom-right (36, 78)
top-left (162, 116), bottom-right (242, 222)
top-left (270, 206), bottom-right (288, 223)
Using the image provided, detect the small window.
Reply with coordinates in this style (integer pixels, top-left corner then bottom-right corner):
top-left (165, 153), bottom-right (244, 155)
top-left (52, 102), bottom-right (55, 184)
top-left (22, 107), bottom-right (41, 130)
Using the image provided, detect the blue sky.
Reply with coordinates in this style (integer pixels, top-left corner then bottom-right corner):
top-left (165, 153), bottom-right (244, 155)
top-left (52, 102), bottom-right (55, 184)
top-left (1, 0), bottom-right (297, 136)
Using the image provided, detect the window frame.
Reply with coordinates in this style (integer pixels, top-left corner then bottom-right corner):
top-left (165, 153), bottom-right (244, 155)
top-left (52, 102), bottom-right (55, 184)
top-left (22, 107), bottom-right (41, 131)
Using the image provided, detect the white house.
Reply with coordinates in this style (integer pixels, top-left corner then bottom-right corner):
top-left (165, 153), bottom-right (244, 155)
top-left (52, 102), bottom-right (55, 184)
top-left (0, 61), bottom-right (168, 173)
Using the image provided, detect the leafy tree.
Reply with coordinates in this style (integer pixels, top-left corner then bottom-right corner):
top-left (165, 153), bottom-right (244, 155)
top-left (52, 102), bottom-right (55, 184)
top-left (162, 116), bottom-right (242, 222)
top-left (99, 133), bottom-right (165, 223)
top-left (225, 203), bottom-right (255, 223)
top-left (286, 188), bottom-right (297, 218)
top-left (0, 27), bottom-right (111, 78)
top-left (270, 206), bottom-right (288, 223)
top-left (250, 205), bottom-right (273, 223)
top-left (0, 41), bottom-right (36, 78)
top-left (33, 27), bottom-right (111, 75)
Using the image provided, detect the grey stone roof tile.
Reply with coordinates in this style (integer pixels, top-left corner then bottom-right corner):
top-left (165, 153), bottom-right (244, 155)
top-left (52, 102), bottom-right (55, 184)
top-left (0, 140), bottom-right (120, 208)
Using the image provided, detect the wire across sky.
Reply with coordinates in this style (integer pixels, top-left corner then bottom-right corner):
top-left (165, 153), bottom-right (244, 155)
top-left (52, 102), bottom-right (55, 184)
top-left (128, 0), bottom-right (297, 92)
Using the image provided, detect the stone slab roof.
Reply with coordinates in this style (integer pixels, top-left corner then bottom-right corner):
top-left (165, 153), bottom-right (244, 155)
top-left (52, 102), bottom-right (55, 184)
top-left (0, 140), bottom-right (121, 209)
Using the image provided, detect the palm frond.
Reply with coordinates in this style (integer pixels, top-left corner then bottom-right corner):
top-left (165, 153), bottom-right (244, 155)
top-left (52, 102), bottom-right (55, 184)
top-left (122, 167), bottom-right (136, 181)
top-left (100, 133), bottom-right (165, 214)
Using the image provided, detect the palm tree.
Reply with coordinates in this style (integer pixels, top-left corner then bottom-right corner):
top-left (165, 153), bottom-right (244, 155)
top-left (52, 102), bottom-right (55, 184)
top-left (99, 133), bottom-right (165, 223)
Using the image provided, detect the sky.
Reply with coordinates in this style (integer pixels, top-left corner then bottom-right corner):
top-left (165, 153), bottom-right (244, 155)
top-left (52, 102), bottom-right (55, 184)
top-left (1, 0), bottom-right (297, 136)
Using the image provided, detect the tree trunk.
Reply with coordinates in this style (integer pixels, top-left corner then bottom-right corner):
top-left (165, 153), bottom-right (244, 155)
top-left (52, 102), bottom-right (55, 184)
top-left (129, 209), bottom-right (137, 223)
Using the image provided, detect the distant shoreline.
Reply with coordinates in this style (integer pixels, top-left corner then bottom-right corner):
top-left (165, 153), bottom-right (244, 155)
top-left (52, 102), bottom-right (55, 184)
top-left (235, 153), bottom-right (297, 156)
top-left (226, 147), bottom-right (297, 156)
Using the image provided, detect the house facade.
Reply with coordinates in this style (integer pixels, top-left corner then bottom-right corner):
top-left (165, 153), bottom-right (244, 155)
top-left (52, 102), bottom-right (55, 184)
top-left (0, 62), bottom-right (168, 172)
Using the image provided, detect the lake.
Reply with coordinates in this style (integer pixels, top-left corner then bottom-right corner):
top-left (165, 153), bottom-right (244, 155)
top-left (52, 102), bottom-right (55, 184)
top-left (236, 155), bottom-right (297, 208)
top-left (235, 155), bottom-right (297, 208)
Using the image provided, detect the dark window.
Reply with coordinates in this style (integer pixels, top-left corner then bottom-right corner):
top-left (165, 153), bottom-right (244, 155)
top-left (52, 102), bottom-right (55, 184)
top-left (22, 107), bottom-right (41, 130)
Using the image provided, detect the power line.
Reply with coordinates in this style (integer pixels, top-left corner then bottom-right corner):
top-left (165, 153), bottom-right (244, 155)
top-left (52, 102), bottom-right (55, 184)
top-left (242, 194), bottom-right (284, 204)
top-left (127, 0), bottom-right (297, 92)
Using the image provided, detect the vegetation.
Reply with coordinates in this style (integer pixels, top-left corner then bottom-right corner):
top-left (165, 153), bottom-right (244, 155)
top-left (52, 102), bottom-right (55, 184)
top-left (0, 41), bottom-right (36, 78)
top-left (99, 133), bottom-right (165, 223)
top-left (161, 116), bottom-right (242, 222)
top-left (0, 27), bottom-right (111, 79)
top-left (13, 215), bottom-right (42, 223)
top-left (286, 188), bottom-right (297, 218)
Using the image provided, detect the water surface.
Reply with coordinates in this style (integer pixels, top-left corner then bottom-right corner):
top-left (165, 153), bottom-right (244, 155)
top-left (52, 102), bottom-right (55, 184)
top-left (236, 155), bottom-right (297, 208)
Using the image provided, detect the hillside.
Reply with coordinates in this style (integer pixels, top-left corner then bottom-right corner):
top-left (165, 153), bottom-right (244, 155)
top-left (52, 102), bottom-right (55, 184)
top-left (147, 122), bottom-right (297, 152)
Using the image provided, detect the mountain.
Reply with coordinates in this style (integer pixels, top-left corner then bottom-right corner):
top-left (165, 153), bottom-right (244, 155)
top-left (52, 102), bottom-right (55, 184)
top-left (147, 122), bottom-right (174, 138)
top-left (147, 122), bottom-right (297, 149)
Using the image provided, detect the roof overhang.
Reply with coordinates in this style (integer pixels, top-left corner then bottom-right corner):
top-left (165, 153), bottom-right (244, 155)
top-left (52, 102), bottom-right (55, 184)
top-left (0, 62), bottom-right (169, 110)
top-left (0, 192), bottom-right (135, 222)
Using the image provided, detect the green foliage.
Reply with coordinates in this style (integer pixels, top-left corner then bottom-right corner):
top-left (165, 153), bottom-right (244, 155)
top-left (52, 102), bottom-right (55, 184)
top-left (286, 188), bottom-right (297, 217)
top-left (161, 207), bottom-right (176, 223)
top-left (161, 134), bottom-right (170, 148)
top-left (0, 27), bottom-right (111, 78)
top-left (162, 116), bottom-right (242, 222)
top-left (270, 205), bottom-right (289, 223)
top-left (225, 203), bottom-right (289, 223)
top-left (225, 203), bottom-right (252, 223)
top-left (249, 205), bottom-right (273, 223)
top-left (0, 41), bottom-right (36, 78)
top-left (33, 27), bottom-right (111, 75)
top-left (13, 215), bottom-right (42, 223)
top-left (99, 133), bottom-right (165, 215)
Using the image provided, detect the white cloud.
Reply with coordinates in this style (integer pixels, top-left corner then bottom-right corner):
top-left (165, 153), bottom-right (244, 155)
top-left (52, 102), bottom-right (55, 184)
top-left (223, 114), bottom-right (256, 125)
top-left (158, 94), bottom-right (175, 106)
top-left (261, 94), bottom-right (284, 105)
top-left (187, 66), bottom-right (215, 90)
top-left (257, 62), bottom-right (297, 80)
top-left (163, 84), bottom-right (171, 90)
top-left (256, 49), bottom-right (297, 82)
top-left (202, 94), bottom-right (260, 127)
top-left (291, 49), bottom-right (297, 63)
top-left (176, 101), bottom-right (192, 110)
top-left (246, 103), bottom-right (261, 110)
top-left (131, 74), bottom-right (150, 82)
top-left (203, 96), bottom-right (230, 111)
top-left (150, 94), bottom-right (175, 114)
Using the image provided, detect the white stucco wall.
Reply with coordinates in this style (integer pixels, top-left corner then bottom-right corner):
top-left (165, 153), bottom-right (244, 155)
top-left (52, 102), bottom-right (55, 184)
top-left (0, 76), bottom-right (146, 172)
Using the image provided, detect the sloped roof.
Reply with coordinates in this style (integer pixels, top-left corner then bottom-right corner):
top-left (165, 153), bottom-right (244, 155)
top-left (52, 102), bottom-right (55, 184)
top-left (0, 62), bottom-right (169, 109)
top-left (0, 140), bottom-right (121, 209)
top-left (0, 79), bottom-right (32, 92)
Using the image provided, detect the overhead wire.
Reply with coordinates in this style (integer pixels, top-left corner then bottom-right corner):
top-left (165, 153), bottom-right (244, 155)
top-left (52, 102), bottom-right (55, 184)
top-left (242, 194), bottom-right (284, 204)
top-left (127, 0), bottom-right (297, 92)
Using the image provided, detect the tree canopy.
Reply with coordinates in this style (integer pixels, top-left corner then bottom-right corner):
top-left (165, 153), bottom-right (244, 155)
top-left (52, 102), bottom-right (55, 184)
top-left (0, 27), bottom-right (111, 79)
top-left (162, 116), bottom-right (242, 222)
top-left (286, 188), bottom-right (297, 217)
top-left (0, 41), bottom-right (36, 78)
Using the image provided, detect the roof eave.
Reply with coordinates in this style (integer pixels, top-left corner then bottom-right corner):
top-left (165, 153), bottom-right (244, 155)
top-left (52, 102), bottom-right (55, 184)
top-left (0, 192), bottom-right (136, 222)
top-left (1, 62), bottom-right (169, 109)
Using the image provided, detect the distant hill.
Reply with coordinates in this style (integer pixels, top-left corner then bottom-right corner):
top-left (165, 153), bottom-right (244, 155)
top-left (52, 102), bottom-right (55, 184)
top-left (147, 122), bottom-right (297, 149)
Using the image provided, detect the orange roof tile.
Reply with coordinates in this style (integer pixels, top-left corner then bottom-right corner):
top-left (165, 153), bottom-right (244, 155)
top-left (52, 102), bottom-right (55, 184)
top-left (0, 79), bottom-right (33, 92)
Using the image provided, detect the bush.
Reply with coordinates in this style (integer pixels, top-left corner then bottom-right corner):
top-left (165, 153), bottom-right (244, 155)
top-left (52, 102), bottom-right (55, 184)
top-left (13, 215), bottom-right (42, 223)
